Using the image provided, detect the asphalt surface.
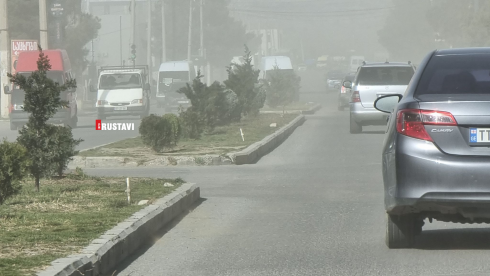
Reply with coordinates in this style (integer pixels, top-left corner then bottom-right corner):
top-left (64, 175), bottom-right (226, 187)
top-left (0, 102), bottom-right (168, 151)
top-left (82, 74), bottom-right (490, 276)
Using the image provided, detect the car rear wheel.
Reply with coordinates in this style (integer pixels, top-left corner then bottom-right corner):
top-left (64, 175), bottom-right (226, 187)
top-left (337, 100), bottom-right (344, 111)
top-left (349, 114), bottom-right (362, 133)
top-left (386, 214), bottom-right (416, 249)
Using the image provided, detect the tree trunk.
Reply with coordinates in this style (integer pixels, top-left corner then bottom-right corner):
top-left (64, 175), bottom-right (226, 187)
top-left (35, 176), bottom-right (40, 192)
top-left (58, 163), bottom-right (64, 178)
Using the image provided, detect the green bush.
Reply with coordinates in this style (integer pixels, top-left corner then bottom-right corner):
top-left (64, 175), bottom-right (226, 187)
top-left (51, 126), bottom-right (83, 177)
top-left (179, 108), bottom-right (204, 139)
top-left (139, 114), bottom-right (182, 152)
top-left (162, 113), bottom-right (181, 146)
top-left (264, 66), bottom-right (301, 111)
top-left (0, 140), bottom-right (30, 205)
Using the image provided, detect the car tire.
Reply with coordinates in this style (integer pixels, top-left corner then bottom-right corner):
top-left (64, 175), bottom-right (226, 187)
top-left (338, 100), bottom-right (344, 111)
top-left (386, 214), bottom-right (416, 249)
top-left (10, 122), bottom-right (17, 131)
top-left (350, 114), bottom-right (362, 133)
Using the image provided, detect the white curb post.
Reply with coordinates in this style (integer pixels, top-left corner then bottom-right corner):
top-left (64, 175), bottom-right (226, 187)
top-left (126, 178), bottom-right (131, 204)
top-left (240, 128), bottom-right (244, 142)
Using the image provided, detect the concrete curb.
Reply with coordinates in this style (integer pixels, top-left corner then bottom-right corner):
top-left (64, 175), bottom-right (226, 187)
top-left (36, 183), bottom-right (200, 276)
top-left (68, 154), bottom-right (232, 169)
top-left (301, 104), bottom-right (322, 115)
top-left (227, 114), bottom-right (306, 165)
top-left (259, 104), bottom-right (322, 115)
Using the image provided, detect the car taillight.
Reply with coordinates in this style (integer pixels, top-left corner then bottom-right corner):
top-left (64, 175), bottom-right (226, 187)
top-left (351, 91), bottom-right (361, 102)
top-left (8, 104), bottom-right (12, 113)
top-left (341, 86), bottom-right (346, 94)
top-left (396, 109), bottom-right (457, 141)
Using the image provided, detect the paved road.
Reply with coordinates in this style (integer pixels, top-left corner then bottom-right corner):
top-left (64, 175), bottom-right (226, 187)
top-left (84, 85), bottom-right (490, 275)
top-left (0, 102), bottom-right (168, 151)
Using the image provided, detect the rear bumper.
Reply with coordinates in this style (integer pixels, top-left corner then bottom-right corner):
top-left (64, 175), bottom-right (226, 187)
top-left (385, 135), bottom-right (490, 219)
top-left (97, 106), bottom-right (145, 116)
top-left (350, 103), bottom-right (389, 125)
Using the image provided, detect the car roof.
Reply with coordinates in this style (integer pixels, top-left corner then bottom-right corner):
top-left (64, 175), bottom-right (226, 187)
top-left (361, 62), bottom-right (413, 68)
top-left (435, 47), bottom-right (490, 56)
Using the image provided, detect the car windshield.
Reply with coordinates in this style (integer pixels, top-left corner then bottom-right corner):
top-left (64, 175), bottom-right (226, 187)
top-left (159, 71), bottom-right (189, 83)
top-left (99, 73), bottom-right (142, 89)
top-left (356, 66), bottom-right (413, 85)
top-left (415, 54), bottom-right (490, 98)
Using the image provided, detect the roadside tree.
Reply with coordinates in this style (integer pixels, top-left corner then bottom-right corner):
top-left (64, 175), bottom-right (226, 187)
top-left (224, 45), bottom-right (264, 121)
top-left (8, 48), bottom-right (80, 192)
top-left (264, 66), bottom-right (301, 114)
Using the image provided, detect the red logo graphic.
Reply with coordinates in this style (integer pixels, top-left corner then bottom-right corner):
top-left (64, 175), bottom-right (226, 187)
top-left (96, 120), bottom-right (101, 130)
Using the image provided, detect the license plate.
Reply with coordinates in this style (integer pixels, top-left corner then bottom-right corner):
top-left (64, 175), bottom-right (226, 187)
top-left (114, 106), bottom-right (127, 111)
top-left (470, 128), bottom-right (490, 143)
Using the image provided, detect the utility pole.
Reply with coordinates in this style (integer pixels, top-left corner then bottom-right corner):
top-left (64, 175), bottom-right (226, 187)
top-left (131, 0), bottom-right (136, 60)
top-left (0, 0), bottom-right (9, 118)
top-left (187, 0), bottom-right (193, 63)
top-left (161, 0), bottom-right (166, 63)
top-left (39, 0), bottom-right (48, 49)
top-left (147, 0), bottom-right (152, 81)
top-left (199, 0), bottom-right (203, 69)
top-left (120, 16), bottom-right (123, 66)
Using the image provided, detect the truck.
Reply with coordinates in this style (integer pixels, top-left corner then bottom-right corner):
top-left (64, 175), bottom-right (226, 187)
top-left (90, 65), bottom-right (151, 120)
top-left (156, 61), bottom-right (195, 111)
top-left (260, 56), bottom-right (294, 80)
top-left (3, 49), bottom-right (78, 130)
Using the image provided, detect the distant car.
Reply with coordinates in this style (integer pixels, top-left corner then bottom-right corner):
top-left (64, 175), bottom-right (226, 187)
top-left (346, 61), bottom-right (415, 133)
top-left (374, 47), bottom-right (490, 248)
top-left (297, 64), bottom-right (307, 71)
top-left (337, 73), bottom-right (356, 111)
top-left (326, 70), bottom-right (344, 91)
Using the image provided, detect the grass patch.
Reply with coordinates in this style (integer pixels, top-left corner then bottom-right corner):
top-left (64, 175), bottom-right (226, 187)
top-left (78, 113), bottom-right (298, 158)
top-left (0, 173), bottom-right (183, 276)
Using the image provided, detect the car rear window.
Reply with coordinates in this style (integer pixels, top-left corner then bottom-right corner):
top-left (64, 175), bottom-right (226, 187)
top-left (356, 66), bottom-right (414, 86)
top-left (415, 54), bottom-right (490, 98)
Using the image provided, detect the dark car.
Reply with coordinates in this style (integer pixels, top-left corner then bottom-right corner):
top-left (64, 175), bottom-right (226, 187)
top-left (374, 48), bottom-right (490, 248)
top-left (326, 70), bottom-right (344, 91)
top-left (337, 73), bottom-right (356, 111)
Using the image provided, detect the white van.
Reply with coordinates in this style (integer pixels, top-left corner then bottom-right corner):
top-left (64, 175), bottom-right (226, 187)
top-left (91, 66), bottom-right (151, 120)
top-left (156, 61), bottom-right (196, 110)
top-left (350, 56), bottom-right (365, 72)
top-left (260, 56), bottom-right (293, 80)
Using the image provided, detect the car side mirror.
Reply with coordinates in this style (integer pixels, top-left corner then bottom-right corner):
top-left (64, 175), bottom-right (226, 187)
top-left (343, 81), bottom-right (352, 89)
top-left (374, 94), bottom-right (403, 113)
top-left (144, 83), bottom-right (151, 91)
top-left (89, 85), bottom-right (96, 92)
top-left (4, 85), bottom-right (10, 94)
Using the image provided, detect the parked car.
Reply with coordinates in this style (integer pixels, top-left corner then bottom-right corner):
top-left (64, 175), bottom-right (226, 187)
top-left (346, 61), bottom-right (415, 133)
top-left (374, 47), bottom-right (490, 248)
top-left (326, 70), bottom-right (344, 92)
top-left (337, 73), bottom-right (356, 111)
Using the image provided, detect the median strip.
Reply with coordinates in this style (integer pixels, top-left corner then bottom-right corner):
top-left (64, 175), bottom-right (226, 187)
top-left (70, 113), bottom-right (305, 168)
